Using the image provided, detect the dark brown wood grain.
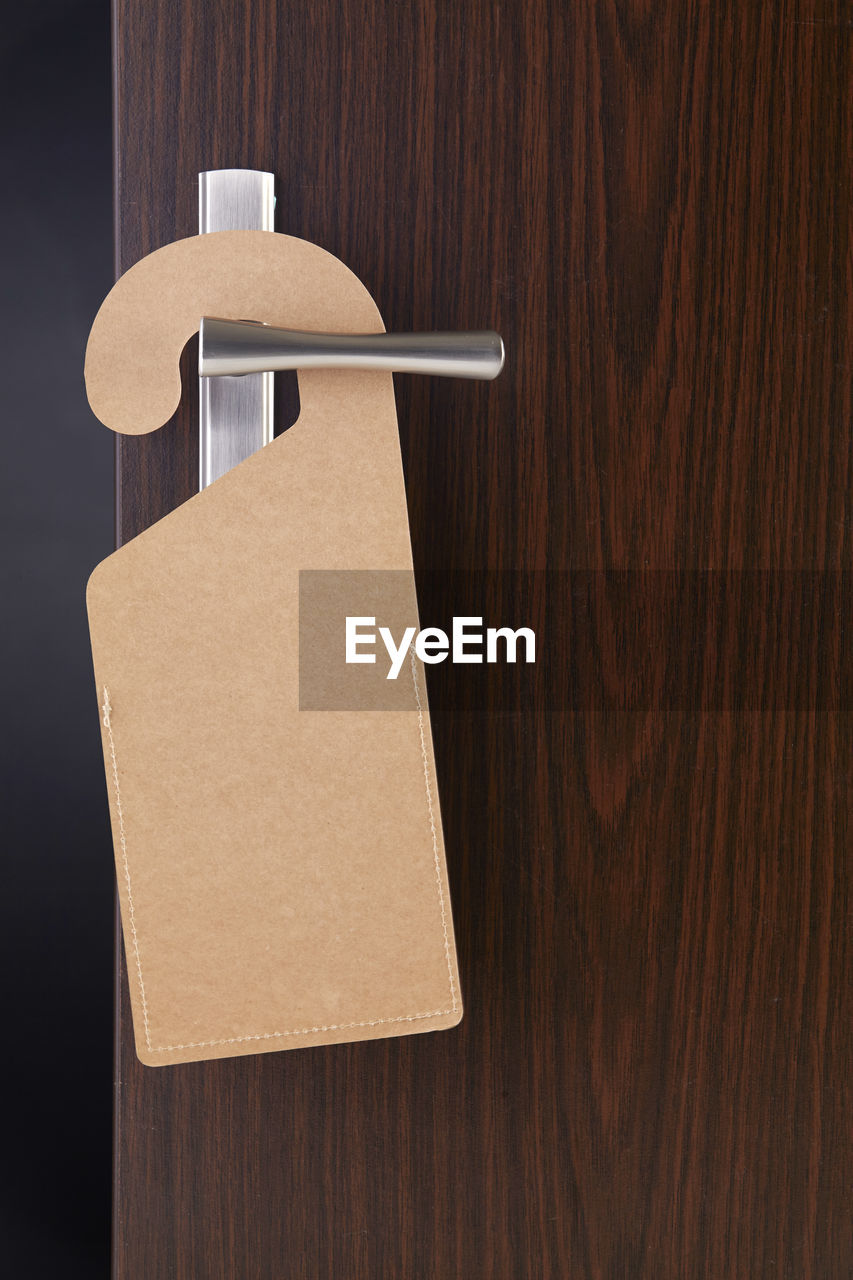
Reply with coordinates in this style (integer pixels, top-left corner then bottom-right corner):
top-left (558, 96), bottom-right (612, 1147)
top-left (112, 1), bottom-right (851, 1275)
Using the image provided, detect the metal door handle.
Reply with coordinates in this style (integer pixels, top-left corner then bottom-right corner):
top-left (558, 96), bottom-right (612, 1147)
top-left (199, 316), bottom-right (505, 380)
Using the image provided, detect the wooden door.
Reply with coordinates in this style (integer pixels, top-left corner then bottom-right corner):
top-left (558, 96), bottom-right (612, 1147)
top-left (113, 2), bottom-right (851, 1276)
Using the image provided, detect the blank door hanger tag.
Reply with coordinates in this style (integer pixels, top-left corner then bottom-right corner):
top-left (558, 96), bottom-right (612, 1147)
top-left (85, 231), bottom-right (462, 1066)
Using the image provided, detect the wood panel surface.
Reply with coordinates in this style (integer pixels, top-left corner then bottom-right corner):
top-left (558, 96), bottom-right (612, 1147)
top-left (113, 1), bottom-right (851, 1275)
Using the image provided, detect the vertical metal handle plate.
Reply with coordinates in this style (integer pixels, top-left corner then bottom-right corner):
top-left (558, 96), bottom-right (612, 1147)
top-left (198, 169), bottom-right (275, 488)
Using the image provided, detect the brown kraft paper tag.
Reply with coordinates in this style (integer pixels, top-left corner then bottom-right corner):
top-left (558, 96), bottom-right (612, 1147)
top-left (85, 231), bottom-right (462, 1065)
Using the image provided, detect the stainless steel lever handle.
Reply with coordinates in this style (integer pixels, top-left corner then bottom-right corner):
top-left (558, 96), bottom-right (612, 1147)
top-left (198, 316), bottom-right (505, 380)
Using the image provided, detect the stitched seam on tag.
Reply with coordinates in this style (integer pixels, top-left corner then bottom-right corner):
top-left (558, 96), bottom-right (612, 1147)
top-left (102, 687), bottom-right (152, 1052)
top-left (410, 646), bottom-right (458, 1013)
top-left (101, 659), bottom-right (458, 1054)
top-left (150, 1007), bottom-right (457, 1053)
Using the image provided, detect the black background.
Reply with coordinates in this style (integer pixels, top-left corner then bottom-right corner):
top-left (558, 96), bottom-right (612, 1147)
top-left (1, 2), bottom-right (112, 1272)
